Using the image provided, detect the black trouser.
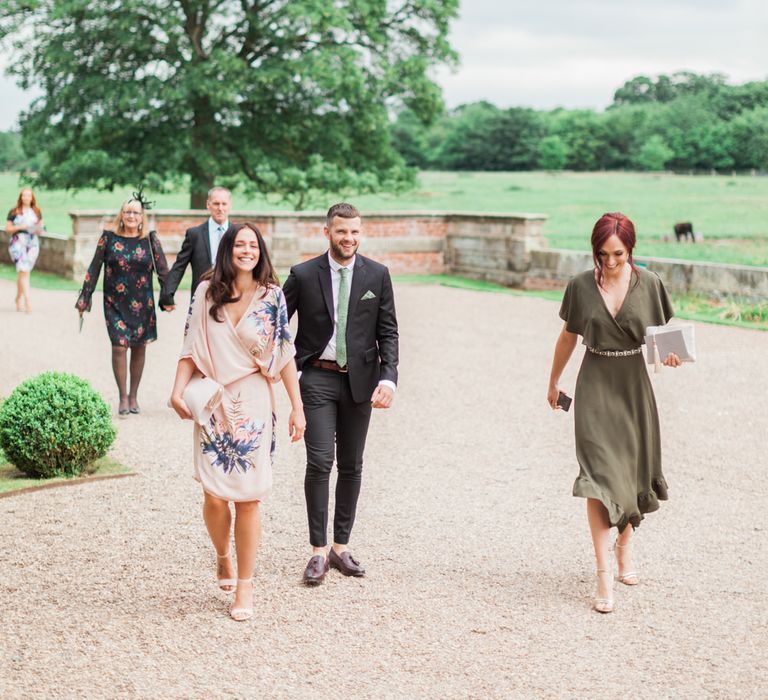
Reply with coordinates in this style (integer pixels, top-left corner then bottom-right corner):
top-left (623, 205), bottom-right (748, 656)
top-left (300, 365), bottom-right (373, 547)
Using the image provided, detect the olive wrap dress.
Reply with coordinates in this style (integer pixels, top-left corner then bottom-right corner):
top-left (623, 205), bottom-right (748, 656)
top-left (559, 267), bottom-right (674, 532)
top-left (180, 281), bottom-right (295, 502)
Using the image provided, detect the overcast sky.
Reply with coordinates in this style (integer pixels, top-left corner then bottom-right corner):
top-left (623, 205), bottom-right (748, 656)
top-left (1, 0), bottom-right (767, 130)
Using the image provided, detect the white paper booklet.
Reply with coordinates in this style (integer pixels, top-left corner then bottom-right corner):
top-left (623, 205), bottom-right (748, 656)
top-left (644, 323), bottom-right (696, 363)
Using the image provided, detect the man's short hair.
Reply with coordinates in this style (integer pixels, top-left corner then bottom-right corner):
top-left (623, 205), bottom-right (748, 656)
top-left (207, 186), bottom-right (232, 201)
top-left (326, 202), bottom-right (361, 228)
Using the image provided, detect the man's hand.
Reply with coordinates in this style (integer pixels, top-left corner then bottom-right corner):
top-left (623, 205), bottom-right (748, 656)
top-left (371, 384), bottom-right (394, 409)
top-left (163, 305), bottom-right (176, 312)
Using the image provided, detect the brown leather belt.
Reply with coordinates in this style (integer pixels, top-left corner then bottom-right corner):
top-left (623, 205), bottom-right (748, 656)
top-left (307, 359), bottom-right (348, 373)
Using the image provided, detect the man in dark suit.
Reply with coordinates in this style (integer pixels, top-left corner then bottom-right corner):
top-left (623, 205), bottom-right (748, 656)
top-left (283, 203), bottom-right (399, 585)
top-left (159, 187), bottom-right (231, 309)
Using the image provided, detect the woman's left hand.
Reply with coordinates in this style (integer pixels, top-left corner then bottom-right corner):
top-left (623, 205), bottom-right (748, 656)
top-left (289, 407), bottom-right (306, 442)
top-left (663, 352), bottom-right (682, 367)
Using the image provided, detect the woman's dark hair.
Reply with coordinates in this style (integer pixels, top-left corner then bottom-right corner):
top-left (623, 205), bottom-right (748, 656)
top-left (591, 212), bottom-right (638, 288)
top-left (202, 222), bottom-right (278, 322)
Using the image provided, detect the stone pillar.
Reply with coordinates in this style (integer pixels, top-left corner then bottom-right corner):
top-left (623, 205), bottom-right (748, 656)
top-left (445, 213), bottom-right (548, 287)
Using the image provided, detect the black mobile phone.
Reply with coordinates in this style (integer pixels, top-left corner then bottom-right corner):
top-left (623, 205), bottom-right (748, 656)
top-left (557, 391), bottom-right (572, 412)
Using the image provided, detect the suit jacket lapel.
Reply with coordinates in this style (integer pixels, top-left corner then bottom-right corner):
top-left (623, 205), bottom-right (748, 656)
top-left (317, 256), bottom-right (334, 321)
top-left (347, 256), bottom-right (367, 320)
top-left (200, 223), bottom-right (212, 265)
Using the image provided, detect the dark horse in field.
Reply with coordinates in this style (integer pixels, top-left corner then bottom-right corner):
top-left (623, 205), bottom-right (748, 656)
top-left (674, 222), bottom-right (695, 242)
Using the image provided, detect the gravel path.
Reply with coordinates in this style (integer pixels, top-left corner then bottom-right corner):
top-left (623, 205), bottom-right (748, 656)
top-left (1, 278), bottom-right (766, 699)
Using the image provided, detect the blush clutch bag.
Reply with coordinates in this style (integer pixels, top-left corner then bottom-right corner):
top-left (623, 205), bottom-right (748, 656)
top-left (181, 375), bottom-right (223, 425)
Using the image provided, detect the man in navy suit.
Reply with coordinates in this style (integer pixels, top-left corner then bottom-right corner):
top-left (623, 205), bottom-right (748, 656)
top-left (160, 187), bottom-right (231, 309)
top-left (283, 203), bottom-right (399, 585)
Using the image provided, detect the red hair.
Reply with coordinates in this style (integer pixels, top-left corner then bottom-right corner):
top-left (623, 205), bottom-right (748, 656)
top-left (12, 188), bottom-right (42, 220)
top-left (591, 212), bottom-right (637, 287)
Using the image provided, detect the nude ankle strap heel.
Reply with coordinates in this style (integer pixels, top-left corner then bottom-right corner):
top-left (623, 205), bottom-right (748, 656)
top-left (594, 569), bottom-right (614, 614)
top-left (229, 579), bottom-right (254, 622)
top-left (216, 549), bottom-right (237, 592)
top-left (614, 542), bottom-right (639, 586)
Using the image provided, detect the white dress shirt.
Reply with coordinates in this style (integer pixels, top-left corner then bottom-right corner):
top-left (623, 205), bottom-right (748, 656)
top-left (319, 251), bottom-right (396, 393)
top-left (207, 218), bottom-right (229, 264)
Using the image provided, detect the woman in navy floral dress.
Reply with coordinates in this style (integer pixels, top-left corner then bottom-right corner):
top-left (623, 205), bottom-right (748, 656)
top-left (76, 197), bottom-right (170, 416)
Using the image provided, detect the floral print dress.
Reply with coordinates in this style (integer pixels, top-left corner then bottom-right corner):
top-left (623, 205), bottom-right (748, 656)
top-left (76, 230), bottom-right (169, 347)
top-left (7, 208), bottom-right (41, 272)
top-left (180, 280), bottom-right (295, 502)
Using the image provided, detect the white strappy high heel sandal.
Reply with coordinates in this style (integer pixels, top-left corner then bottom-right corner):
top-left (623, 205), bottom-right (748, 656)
top-left (216, 550), bottom-right (237, 592)
top-left (229, 579), bottom-right (254, 622)
top-left (614, 541), bottom-right (639, 586)
top-left (594, 569), bottom-right (614, 614)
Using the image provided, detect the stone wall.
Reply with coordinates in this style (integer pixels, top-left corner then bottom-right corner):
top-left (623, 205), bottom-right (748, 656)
top-left (0, 231), bottom-right (75, 274)
top-left (65, 210), bottom-right (543, 280)
top-left (5, 210), bottom-right (767, 301)
top-left (445, 213), bottom-right (547, 286)
top-left (528, 249), bottom-right (768, 299)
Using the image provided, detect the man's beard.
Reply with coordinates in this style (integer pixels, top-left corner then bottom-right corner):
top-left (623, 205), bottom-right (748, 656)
top-left (331, 239), bottom-right (357, 261)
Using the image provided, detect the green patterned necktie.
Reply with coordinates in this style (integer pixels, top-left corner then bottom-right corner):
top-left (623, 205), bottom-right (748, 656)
top-left (336, 266), bottom-right (350, 367)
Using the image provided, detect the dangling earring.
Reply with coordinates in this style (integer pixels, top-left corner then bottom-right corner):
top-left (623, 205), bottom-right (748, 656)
top-left (120, 220), bottom-right (125, 229)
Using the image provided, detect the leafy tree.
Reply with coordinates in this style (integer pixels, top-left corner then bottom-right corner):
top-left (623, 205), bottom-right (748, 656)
top-left (634, 135), bottom-right (673, 171)
top-left (652, 97), bottom-right (734, 170)
top-left (546, 109), bottom-right (609, 171)
top-left (601, 105), bottom-right (653, 169)
top-left (729, 107), bottom-right (768, 170)
top-left (537, 135), bottom-right (567, 171)
top-left (0, 0), bottom-right (458, 207)
top-left (390, 108), bottom-right (431, 169)
top-left (612, 71), bottom-right (728, 106)
top-left (431, 102), bottom-right (501, 170)
top-left (0, 130), bottom-right (25, 170)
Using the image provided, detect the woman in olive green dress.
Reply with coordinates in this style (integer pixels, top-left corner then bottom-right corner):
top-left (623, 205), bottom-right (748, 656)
top-left (547, 212), bottom-right (682, 613)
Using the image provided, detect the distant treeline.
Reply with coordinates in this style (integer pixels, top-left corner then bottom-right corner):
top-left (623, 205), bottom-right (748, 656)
top-left (3, 72), bottom-right (767, 177)
top-left (391, 72), bottom-right (768, 172)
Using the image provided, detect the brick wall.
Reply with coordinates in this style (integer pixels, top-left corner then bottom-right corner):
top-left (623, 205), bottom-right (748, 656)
top-left (66, 210), bottom-right (531, 278)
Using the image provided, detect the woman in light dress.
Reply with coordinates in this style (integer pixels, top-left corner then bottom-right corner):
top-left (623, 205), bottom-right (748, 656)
top-left (6, 187), bottom-right (43, 313)
top-left (170, 223), bottom-right (305, 621)
top-left (547, 212), bottom-right (682, 613)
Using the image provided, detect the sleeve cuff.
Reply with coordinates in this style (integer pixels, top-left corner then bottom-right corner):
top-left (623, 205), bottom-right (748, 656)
top-left (378, 380), bottom-right (397, 393)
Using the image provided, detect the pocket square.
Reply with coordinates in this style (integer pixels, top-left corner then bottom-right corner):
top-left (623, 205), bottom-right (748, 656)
top-left (360, 290), bottom-right (376, 300)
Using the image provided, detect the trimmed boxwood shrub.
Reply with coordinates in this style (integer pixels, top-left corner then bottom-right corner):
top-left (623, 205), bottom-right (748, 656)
top-left (0, 371), bottom-right (116, 478)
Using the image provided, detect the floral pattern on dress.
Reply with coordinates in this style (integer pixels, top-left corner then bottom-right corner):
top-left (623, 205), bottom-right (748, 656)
top-left (200, 394), bottom-right (265, 475)
top-left (75, 230), bottom-right (168, 347)
top-left (7, 209), bottom-right (41, 273)
top-left (244, 288), bottom-right (294, 374)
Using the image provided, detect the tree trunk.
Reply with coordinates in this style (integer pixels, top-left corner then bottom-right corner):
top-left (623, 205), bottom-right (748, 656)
top-left (189, 100), bottom-right (215, 209)
top-left (190, 174), bottom-right (213, 209)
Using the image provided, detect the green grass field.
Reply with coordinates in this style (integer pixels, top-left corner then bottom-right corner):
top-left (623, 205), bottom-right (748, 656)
top-left (3, 170), bottom-right (768, 266)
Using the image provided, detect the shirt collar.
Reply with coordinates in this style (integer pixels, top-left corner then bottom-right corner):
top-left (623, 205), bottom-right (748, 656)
top-left (327, 250), bottom-right (355, 272)
top-left (209, 218), bottom-right (229, 232)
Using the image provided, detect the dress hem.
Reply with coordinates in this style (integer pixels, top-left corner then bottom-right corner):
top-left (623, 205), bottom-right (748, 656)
top-left (572, 475), bottom-right (669, 533)
top-left (193, 474), bottom-right (269, 504)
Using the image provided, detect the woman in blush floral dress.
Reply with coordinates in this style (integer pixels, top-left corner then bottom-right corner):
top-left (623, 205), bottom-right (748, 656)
top-left (170, 223), bottom-right (305, 622)
top-left (6, 187), bottom-right (43, 313)
top-left (76, 195), bottom-right (170, 416)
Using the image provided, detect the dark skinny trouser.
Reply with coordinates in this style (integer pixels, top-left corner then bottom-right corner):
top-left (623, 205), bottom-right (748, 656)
top-left (300, 366), bottom-right (372, 547)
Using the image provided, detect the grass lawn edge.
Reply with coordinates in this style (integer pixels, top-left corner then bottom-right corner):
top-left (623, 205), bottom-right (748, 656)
top-left (0, 456), bottom-right (135, 497)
